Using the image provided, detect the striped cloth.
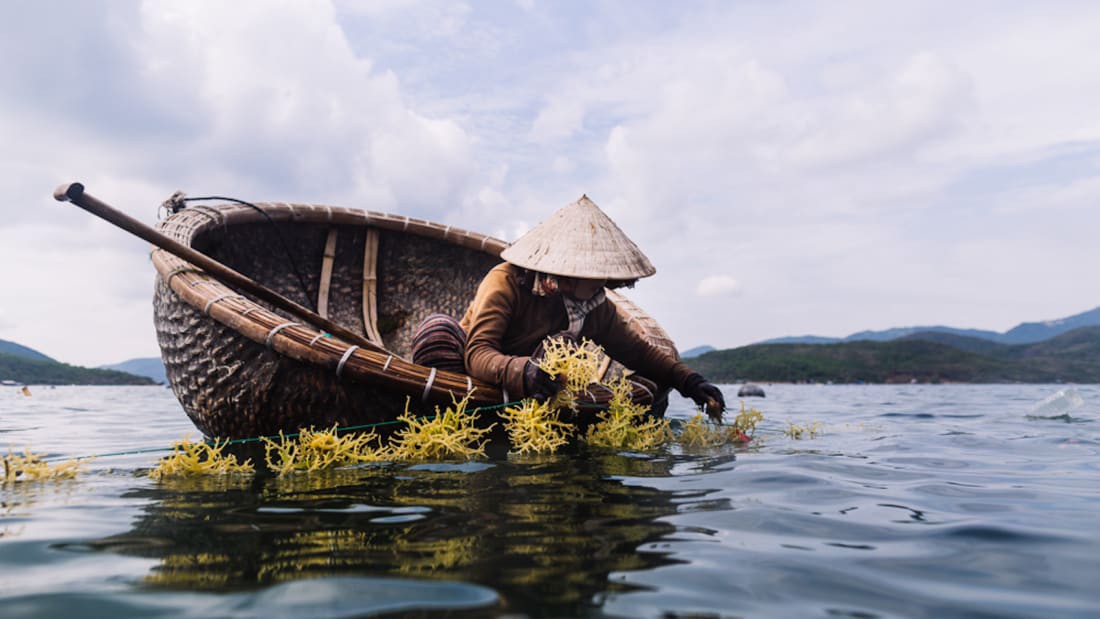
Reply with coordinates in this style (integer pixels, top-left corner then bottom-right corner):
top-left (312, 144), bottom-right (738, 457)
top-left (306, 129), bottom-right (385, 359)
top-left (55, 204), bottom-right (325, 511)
top-left (562, 290), bottom-right (606, 337)
top-left (410, 313), bottom-right (467, 373)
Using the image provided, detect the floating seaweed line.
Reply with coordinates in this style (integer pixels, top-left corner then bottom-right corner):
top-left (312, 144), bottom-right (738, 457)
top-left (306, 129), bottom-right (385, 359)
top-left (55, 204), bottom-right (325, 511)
top-left (14, 339), bottom-right (787, 481)
top-left (2, 448), bottom-right (83, 484)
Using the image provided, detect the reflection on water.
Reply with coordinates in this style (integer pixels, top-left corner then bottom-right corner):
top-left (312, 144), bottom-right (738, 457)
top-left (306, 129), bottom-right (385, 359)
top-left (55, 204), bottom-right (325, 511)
top-left (83, 450), bottom-right (722, 615)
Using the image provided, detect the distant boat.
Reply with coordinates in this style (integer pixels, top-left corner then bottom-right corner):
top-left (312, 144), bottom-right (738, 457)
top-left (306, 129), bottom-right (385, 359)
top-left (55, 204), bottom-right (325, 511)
top-left (153, 201), bottom-right (678, 438)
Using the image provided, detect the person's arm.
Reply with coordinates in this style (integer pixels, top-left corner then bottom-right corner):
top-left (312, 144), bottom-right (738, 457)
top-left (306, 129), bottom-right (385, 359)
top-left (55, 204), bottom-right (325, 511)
top-left (462, 267), bottom-right (532, 399)
top-left (594, 300), bottom-right (726, 417)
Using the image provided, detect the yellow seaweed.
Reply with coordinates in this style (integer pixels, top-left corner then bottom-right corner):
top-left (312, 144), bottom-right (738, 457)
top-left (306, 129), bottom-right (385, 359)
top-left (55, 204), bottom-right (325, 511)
top-left (388, 393), bottom-right (495, 461)
top-left (678, 401), bottom-right (766, 449)
top-left (538, 336), bottom-right (603, 391)
top-left (585, 378), bottom-right (673, 451)
top-left (538, 337), bottom-right (603, 411)
top-left (678, 414), bottom-right (729, 449)
top-left (501, 398), bottom-right (574, 455)
top-left (262, 425), bottom-right (384, 476)
top-left (149, 439), bottom-right (254, 480)
top-left (2, 448), bottom-right (82, 484)
top-left (784, 421), bottom-right (822, 439)
top-left (730, 402), bottom-right (764, 438)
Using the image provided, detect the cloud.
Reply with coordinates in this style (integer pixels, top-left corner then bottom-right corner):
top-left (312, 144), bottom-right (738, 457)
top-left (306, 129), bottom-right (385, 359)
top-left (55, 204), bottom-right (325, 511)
top-left (132, 1), bottom-right (477, 213)
top-left (0, 0), bottom-right (488, 365)
top-left (0, 224), bottom-right (156, 365)
top-left (696, 275), bottom-right (740, 297)
top-left (530, 98), bottom-right (586, 143)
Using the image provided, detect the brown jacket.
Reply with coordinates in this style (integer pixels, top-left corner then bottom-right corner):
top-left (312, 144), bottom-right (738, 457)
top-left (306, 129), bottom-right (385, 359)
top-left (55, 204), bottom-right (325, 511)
top-left (459, 263), bottom-right (695, 398)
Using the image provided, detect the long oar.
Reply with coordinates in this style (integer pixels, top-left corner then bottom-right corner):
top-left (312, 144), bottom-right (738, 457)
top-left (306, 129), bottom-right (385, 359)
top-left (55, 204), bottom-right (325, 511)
top-left (53, 182), bottom-right (386, 353)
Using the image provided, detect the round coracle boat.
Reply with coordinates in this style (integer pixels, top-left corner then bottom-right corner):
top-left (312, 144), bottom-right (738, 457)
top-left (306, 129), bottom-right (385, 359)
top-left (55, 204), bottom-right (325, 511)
top-left (151, 200), bottom-right (680, 439)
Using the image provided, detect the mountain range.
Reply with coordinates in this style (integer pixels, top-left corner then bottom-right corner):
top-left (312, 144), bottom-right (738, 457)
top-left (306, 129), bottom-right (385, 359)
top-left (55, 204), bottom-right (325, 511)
top-left (759, 306), bottom-right (1100, 346)
top-left (0, 339), bottom-right (55, 363)
top-left (99, 358), bottom-right (168, 384)
top-left (691, 326), bottom-right (1100, 384)
top-left (0, 339), bottom-right (156, 386)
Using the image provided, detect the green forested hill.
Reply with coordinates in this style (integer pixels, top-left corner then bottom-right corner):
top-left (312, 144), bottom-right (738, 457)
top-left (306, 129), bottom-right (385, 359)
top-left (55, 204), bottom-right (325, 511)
top-left (0, 338), bottom-right (54, 362)
top-left (0, 352), bottom-right (156, 386)
top-left (691, 326), bottom-right (1100, 384)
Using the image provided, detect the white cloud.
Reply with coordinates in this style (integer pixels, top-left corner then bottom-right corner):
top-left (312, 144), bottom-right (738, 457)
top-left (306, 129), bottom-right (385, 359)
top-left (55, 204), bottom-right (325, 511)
top-left (530, 98), bottom-right (586, 143)
top-left (133, 0), bottom-right (477, 213)
top-left (696, 275), bottom-right (740, 297)
top-left (551, 156), bottom-right (574, 174)
top-left (0, 224), bottom-right (156, 366)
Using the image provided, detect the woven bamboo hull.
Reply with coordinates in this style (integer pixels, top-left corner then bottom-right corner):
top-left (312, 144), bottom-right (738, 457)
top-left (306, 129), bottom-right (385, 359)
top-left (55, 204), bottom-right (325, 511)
top-left (152, 202), bottom-right (679, 439)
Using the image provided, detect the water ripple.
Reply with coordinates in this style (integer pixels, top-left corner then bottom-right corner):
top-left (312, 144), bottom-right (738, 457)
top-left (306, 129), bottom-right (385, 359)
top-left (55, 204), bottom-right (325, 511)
top-left (3, 385), bottom-right (1100, 618)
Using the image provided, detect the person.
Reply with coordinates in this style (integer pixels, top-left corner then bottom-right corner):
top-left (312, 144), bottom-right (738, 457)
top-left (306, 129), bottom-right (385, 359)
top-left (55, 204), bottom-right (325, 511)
top-left (412, 195), bottom-right (726, 418)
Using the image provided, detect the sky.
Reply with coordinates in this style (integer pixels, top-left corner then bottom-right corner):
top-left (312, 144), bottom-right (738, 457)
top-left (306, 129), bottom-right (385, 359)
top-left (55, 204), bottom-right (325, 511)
top-left (1, 0), bottom-right (1098, 367)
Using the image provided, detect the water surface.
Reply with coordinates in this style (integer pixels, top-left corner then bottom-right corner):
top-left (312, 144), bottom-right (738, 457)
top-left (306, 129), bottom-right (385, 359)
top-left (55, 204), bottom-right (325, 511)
top-left (2, 384), bottom-right (1099, 618)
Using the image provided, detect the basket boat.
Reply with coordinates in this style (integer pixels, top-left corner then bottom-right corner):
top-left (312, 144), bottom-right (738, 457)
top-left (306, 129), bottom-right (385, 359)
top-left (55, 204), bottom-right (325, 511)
top-left (152, 201), bottom-right (680, 439)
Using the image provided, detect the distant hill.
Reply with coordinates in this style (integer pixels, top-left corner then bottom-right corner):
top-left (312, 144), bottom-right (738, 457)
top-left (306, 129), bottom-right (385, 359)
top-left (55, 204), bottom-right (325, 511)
top-left (897, 330), bottom-right (1006, 355)
top-left (999, 306), bottom-right (1100, 344)
top-left (758, 306), bottom-right (1100, 346)
top-left (0, 339), bottom-right (54, 362)
top-left (680, 345), bottom-right (715, 358)
top-left (0, 351), bottom-right (156, 386)
top-left (692, 326), bottom-right (1100, 384)
top-left (847, 325), bottom-right (1003, 343)
top-left (756, 335), bottom-right (847, 345)
top-left (99, 357), bottom-right (166, 384)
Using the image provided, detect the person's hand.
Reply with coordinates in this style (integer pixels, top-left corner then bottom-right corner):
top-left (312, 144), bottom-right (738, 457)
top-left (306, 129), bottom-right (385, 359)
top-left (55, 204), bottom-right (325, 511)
top-left (682, 373), bottom-right (726, 420)
top-left (523, 358), bottom-right (562, 402)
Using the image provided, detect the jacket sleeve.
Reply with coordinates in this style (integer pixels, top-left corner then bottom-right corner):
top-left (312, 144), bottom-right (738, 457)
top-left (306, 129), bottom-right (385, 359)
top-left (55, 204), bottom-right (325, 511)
top-left (462, 267), bottom-right (530, 399)
top-left (591, 300), bottom-right (696, 392)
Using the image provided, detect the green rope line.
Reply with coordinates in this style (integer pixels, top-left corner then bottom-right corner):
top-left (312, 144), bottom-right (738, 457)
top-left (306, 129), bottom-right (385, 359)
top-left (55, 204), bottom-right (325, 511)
top-left (39, 399), bottom-right (541, 463)
top-left (33, 395), bottom-right (636, 464)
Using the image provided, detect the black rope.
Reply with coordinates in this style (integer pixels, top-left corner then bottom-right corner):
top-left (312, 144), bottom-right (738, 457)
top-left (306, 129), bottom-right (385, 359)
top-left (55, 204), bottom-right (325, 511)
top-left (172, 194), bottom-right (318, 313)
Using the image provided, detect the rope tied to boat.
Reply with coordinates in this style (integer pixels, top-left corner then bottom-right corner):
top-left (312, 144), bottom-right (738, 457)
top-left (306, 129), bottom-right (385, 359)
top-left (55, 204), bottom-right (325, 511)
top-left (422, 367), bottom-right (438, 402)
top-left (159, 191), bottom-right (319, 313)
top-left (160, 191), bottom-right (188, 218)
top-left (336, 345), bottom-right (360, 379)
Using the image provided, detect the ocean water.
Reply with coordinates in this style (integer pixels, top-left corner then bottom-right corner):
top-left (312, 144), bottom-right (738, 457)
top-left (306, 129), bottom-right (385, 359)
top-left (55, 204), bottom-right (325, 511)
top-left (1, 384), bottom-right (1098, 618)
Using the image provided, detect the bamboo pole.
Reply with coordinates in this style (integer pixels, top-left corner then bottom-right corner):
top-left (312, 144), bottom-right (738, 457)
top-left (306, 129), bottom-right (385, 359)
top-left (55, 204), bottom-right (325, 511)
top-left (53, 182), bottom-right (386, 354)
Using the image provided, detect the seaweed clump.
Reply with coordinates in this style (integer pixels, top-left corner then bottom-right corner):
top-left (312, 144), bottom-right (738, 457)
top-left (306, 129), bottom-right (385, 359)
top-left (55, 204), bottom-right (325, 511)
top-left (730, 402), bottom-right (764, 439)
top-left (150, 439), bottom-right (254, 480)
top-left (537, 336), bottom-right (603, 411)
top-left (500, 399), bottom-right (573, 455)
top-left (586, 377), bottom-right (673, 451)
top-left (677, 401), bottom-right (766, 449)
top-left (388, 393), bottom-right (495, 461)
top-left (262, 426), bottom-right (384, 475)
top-left (678, 414), bottom-right (730, 449)
top-left (2, 448), bottom-right (82, 484)
top-left (784, 421), bottom-right (822, 440)
top-left (511, 336), bottom-right (674, 454)
top-left (259, 394), bottom-right (496, 472)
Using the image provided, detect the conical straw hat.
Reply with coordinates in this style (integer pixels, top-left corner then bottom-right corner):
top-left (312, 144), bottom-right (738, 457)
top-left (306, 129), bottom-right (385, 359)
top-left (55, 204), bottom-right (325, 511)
top-left (500, 195), bottom-right (656, 279)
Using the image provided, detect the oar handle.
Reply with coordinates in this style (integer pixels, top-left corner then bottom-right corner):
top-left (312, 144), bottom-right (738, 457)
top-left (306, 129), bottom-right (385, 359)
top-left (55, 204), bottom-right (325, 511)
top-left (53, 182), bottom-right (385, 354)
